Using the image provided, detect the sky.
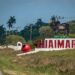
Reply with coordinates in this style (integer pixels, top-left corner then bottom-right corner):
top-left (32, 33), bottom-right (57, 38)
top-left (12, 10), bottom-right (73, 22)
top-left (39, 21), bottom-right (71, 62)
top-left (0, 0), bottom-right (75, 30)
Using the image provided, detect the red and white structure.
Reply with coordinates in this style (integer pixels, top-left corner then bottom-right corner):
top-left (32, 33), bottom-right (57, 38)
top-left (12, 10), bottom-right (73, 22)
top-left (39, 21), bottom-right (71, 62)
top-left (35, 38), bottom-right (75, 51)
top-left (17, 38), bottom-right (75, 56)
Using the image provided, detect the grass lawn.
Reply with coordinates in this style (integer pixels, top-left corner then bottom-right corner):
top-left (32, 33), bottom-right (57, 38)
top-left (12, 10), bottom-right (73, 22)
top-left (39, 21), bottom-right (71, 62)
top-left (0, 48), bottom-right (75, 75)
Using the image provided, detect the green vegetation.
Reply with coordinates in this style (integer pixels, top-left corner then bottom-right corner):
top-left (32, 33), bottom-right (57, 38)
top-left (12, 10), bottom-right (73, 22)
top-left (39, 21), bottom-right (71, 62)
top-left (7, 16), bottom-right (16, 32)
top-left (0, 16), bottom-right (75, 44)
top-left (0, 49), bottom-right (75, 75)
top-left (0, 16), bottom-right (75, 75)
top-left (69, 20), bottom-right (75, 33)
top-left (39, 26), bottom-right (52, 38)
top-left (68, 34), bottom-right (75, 38)
top-left (27, 40), bottom-right (35, 49)
top-left (0, 25), bottom-right (6, 45)
top-left (6, 35), bottom-right (26, 45)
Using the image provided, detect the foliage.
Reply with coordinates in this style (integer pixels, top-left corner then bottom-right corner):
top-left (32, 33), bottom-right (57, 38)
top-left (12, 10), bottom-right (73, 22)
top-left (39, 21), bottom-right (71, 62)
top-left (1, 16), bottom-right (75, 43)
top-left (7, 16), bottom-right (16, 29)
top-left (68, 34), bottom-right (75, 38)
top-left (20, 17), bottom-right (75, 40)
top-left (0, 25), bottom-right (6, 45)
top-left (69, 22), bottom-right (75, 33)
top-left (39, 26), bottom-right (53, 39)
top-left (20, 25), bottom-right (31, 41)
top-left (20, 19), bottom-right (48, 41)
top-left (6, 35), bottom-right (26, 45)
top-left (27, 40), bottom-right (35, 49)
top-left (7, 16), bottom-right (16, 35)
top-left (51, 16), bottom-right (56, 22)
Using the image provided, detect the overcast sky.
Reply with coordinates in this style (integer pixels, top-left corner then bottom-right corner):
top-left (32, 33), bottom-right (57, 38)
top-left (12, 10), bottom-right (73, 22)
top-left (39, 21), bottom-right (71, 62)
top-left (0, 0), bottom-right (75, 30)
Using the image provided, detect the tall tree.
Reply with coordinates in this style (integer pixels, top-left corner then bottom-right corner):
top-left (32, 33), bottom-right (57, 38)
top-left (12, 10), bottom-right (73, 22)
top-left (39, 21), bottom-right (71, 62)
top-left (0, 25), bottom-right (6, 45)
top-left (7, 16), bottom-right (16, 34)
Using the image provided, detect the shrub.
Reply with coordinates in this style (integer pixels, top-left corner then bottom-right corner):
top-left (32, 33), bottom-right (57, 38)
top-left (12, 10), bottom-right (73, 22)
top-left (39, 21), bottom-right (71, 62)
top-left (6, 35), bottom-right (26, 45)
top-left (27, 40), bottom-right (35, 49)
top-left (68, 34), bottom-right (75, 38)
top-left (39, 26), bottom-right (53, 39)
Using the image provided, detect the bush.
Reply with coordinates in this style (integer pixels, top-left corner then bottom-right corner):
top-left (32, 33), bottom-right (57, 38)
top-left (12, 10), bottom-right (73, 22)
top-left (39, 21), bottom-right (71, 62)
top-left (39, 26), bottom-right (52, 39)
top-left (6, 35), bottom-right (26, 45)
top-left (68, 34), bottom-right (75, 38)
top-left (27, 40), bottom-right (35, 49)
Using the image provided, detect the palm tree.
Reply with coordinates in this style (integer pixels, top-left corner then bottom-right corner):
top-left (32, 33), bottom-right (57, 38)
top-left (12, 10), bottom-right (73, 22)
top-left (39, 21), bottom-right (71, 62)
top-left (7, 16), bottom-right (16, 34)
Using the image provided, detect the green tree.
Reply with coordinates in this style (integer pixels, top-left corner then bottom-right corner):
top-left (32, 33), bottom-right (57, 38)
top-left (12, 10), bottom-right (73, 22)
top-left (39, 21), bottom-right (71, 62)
top-left (20, 19), bottom-right (49, 41)
top-left (39, 26), bottom-right (52, 39)
top-left (0, 25), bottom-right (6, 45)
top-left (68, 20), bottom-right (75, 33)
top-left (20, 25), bottom-right (31, 41)
top-left (7, 16), bottom-right (16, 34)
